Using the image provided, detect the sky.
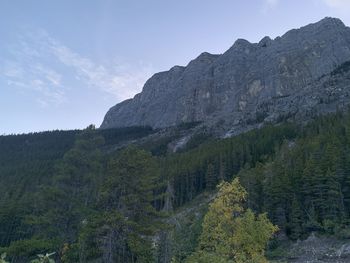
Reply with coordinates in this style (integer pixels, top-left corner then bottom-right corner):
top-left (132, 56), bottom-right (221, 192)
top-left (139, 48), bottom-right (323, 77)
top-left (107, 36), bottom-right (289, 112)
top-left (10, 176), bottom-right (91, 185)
top-left (1, 0), bottom-right (350, 134)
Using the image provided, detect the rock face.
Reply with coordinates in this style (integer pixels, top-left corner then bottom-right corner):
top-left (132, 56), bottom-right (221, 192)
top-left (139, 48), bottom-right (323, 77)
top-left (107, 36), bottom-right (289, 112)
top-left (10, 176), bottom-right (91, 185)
top-left (101, 17), bottom-right (350, 135)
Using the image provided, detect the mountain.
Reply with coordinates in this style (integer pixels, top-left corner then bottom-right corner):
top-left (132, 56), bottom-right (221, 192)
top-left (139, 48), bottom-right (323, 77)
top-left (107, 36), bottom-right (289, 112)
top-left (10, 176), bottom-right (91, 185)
top-left (5, 17), bottom-right (350, 263)
top-left (101, 17), bottom-right (350, 136)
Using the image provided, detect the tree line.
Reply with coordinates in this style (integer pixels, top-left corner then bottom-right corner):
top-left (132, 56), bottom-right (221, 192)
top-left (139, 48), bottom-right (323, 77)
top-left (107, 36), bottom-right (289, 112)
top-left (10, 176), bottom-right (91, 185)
top-left (2, 112), bottom-right (350, 261)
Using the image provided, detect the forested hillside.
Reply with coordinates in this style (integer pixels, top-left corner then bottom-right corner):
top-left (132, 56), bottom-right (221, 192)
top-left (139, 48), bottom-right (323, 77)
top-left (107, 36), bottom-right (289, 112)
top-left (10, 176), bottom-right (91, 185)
top-left (2, 112), bottom-right (350, 262)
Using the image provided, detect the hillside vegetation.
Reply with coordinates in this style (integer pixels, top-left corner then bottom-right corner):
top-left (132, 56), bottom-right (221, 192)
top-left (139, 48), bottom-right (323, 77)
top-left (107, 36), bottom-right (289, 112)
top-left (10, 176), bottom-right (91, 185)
top-left (2, 112), bottom-right (350, 262)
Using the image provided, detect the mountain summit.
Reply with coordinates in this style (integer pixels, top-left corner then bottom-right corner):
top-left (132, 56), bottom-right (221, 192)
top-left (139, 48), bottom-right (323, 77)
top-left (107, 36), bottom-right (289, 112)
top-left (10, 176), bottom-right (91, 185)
top-left (101, 17), bottom-right (350, 135)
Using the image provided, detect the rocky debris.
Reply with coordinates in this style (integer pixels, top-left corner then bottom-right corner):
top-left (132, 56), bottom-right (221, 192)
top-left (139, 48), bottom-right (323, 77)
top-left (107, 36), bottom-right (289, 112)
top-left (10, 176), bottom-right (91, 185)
top-left (169, 135), bottom-right (191, 153)
top-left (101, 17), bottom-right (350, 137)
top-left (287, 233), bottom-right (350, 263)
top-left (269, 233), bottom-right (350, 263)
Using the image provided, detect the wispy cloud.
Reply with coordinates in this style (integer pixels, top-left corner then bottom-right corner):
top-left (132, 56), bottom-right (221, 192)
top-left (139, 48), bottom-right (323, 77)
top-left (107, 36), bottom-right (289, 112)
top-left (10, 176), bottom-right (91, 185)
top-left (261, 0), bottom-right (279, 13)
top-left (46, 35), bottom-right (154, 100)
top-left (323, 0), bottom-right (350, 11)
top-left (0, 28), bottom-right (155, 107)
top-left (2, 58), bottom-right (66, 107)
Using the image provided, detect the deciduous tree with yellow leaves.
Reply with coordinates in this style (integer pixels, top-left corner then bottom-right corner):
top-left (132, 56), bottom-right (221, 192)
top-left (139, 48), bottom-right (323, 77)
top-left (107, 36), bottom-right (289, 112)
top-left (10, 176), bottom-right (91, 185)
top-left (187, 178), bottom-right (278, 263)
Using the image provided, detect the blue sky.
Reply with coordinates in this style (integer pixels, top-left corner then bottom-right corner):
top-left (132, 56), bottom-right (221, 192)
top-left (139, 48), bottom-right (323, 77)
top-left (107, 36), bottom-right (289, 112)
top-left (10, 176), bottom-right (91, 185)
top-left (1, 0), bottom-right (350, 134)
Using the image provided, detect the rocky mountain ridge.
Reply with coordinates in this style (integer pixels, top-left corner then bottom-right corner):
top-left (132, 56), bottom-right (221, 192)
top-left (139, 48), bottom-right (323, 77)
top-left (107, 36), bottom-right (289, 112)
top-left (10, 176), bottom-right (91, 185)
top-left (101, 17), bottom-right (350, 136)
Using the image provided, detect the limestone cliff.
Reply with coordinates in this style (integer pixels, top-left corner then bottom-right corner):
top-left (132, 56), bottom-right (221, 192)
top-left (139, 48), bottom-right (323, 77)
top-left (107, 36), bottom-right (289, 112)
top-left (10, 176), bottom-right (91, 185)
top-left (101, 17), bottom-right (350, 136)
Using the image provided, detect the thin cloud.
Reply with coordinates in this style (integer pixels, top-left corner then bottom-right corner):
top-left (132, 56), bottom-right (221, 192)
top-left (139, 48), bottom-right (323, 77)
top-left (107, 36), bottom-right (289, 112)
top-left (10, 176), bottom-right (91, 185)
top-left (34, 65), bottom-right (62, 87)
top-left (48, 40), bottom-right (151, 100)
top-left (262, 0), bottom-right (279, 13)
top-left (1, 34), bottom-right (66, 106)
top-left (33, 29), bottom-right (155, 101)
top-left (323, 0), bottom-right (350, 11)
top-left (1, 28), bottom-right (155, 107)
top-left (266, 0), bottom-right (279, 6)
top-left (2, 59), bottom-right (66, 106)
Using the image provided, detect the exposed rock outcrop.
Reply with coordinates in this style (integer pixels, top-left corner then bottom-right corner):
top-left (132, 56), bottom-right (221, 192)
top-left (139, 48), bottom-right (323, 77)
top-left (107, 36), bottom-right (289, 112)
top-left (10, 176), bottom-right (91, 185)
top-left (101, 17), bottom-right (350, 136)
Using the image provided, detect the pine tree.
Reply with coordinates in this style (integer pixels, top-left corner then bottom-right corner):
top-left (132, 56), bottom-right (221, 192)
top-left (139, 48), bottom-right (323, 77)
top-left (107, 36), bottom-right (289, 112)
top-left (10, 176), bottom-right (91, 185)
top-left (219, 155), bottom-right (227, 181)
top-left (288, 196), bottom-right (303, 240)
top-left (99, 146), bottom-right (161, 262)
top-left (205, 163), bottom-right (217, 190)
top-left (263, 162), bottom-right (289, 229)
top-left (26, 126), bottom-right (105, 243)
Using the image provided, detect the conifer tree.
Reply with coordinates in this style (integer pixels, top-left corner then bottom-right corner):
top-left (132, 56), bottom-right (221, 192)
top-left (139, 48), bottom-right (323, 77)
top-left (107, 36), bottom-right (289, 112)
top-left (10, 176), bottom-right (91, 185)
top-left (288, 196), bottom-right (303, 240)
top-left (205, 163), bottom-right (217, 190)
top-left (99, 146), bottom-right (161, 262)
top-left (25, 126), bottom-right (105, 243)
